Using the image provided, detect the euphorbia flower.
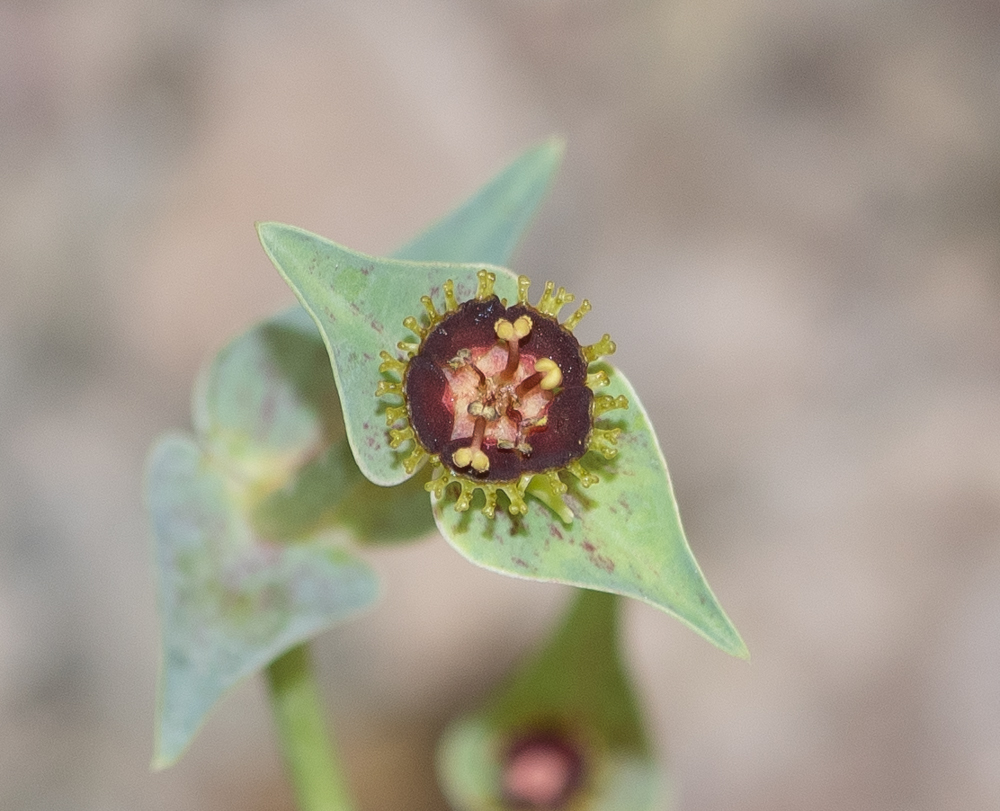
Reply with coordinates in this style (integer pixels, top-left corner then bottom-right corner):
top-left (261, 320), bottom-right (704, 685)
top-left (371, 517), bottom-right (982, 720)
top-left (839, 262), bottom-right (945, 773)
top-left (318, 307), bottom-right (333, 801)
top-left (377, 269), bottom-right (626, 522)
top-left (259, 223), bottom-right (747, 660)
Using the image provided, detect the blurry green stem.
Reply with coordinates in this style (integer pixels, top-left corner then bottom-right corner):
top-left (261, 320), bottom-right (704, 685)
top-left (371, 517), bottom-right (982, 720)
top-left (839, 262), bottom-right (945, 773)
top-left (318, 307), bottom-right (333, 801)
top-left (266, 644), bottom-right (355, 811)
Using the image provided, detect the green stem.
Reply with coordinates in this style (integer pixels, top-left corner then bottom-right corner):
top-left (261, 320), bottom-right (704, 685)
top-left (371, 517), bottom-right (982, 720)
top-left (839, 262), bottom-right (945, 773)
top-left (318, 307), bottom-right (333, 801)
top-left (265, 643), bottom-right (355, 811)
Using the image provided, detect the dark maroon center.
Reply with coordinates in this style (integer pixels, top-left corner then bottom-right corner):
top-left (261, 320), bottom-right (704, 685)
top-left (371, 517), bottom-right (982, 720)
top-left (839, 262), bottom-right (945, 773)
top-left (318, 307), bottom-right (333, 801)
top-left (404, 296), bottom-right (592, 482)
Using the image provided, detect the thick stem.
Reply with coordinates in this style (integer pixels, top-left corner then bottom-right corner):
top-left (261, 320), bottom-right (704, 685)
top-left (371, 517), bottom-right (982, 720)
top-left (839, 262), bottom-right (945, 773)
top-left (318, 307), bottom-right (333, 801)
top-left (266, 644), bottom-right (355, 811)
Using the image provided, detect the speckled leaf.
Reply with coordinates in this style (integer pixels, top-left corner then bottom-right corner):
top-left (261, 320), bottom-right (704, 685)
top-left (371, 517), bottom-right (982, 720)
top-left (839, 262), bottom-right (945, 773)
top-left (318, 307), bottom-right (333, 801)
top-left (258, 224), bottom-right (523, 487)
top-left (438, 589), bottom-right (661, 811)
top-left (146, 433), bottom-right (378, 769)
top-left (433, 367), bottom-right (748, 659)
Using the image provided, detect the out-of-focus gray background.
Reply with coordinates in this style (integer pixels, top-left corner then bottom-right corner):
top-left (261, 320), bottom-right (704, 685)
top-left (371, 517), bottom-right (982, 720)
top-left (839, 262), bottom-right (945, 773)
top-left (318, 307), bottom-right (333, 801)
top-left (3, 1), bottom-right (1000, 809)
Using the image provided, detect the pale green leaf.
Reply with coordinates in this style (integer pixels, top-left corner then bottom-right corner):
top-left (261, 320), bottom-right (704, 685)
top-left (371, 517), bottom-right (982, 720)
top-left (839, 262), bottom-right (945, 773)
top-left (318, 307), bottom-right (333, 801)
top-left (146, 434), bottom-right (378, 768)
top-left (257, 223), bottom-right (522, 487)
top-left (433, 368), bottom-right (749, 660)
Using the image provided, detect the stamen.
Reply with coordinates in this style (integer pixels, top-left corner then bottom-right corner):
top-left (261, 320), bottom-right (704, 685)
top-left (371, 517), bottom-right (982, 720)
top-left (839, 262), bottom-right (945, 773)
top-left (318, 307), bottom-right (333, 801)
top-left (495, 315), bottom-right (532, 379)
top-left (534, 358), bottom-right (563, 390)
top-left (514, 372), bottom-right (542, 398)
top-left (513, 358), bottom-right (562, 397)
top-left (452, 416), bottom-right (490, 472)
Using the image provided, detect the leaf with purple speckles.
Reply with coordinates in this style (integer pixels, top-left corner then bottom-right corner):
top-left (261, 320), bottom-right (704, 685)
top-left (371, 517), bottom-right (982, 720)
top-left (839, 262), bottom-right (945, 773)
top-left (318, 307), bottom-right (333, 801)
top-left (259, 225), bottom-right (524, 486)
top-left (433, 368), bottom-right (748, 660)
top-left (146, 433), bottom-right (378, 769)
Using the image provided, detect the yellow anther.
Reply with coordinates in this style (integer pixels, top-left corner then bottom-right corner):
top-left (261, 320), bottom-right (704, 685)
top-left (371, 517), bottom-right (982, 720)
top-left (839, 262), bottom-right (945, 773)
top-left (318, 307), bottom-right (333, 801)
top-left (512, 315), bottom-right (532, 339)
top-left (534, 357), bottom-right (563, 390)
top-left (471, 449), bottom-right (490, 472)
top-left (495, 318), bottom-right (515, 341)
top-left (452, 447), bottom-right (474, 468)
top-left (397, 340), bottom-right (419, 357)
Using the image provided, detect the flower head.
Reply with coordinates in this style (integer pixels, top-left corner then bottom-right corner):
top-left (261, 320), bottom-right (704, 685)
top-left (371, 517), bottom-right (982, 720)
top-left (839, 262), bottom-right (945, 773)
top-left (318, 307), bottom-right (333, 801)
top-left (377, 270), bottom-right (627, 520)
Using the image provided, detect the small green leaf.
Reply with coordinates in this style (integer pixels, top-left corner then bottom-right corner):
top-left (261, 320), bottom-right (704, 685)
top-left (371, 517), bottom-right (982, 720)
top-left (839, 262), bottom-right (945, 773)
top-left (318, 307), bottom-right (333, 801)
top-left (146, 434), bottom-right (378, 769)
top-left (258, 223), bottom-right (522, 487)
top-left (433, 368), bottom-right (749, 660)
top-left (438, 590), bottom-right (661, 811)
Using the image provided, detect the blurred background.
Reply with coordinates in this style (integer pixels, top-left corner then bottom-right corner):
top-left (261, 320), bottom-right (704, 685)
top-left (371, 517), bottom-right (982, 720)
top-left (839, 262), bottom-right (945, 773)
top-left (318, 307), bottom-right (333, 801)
top-left (3, 1), bottom-right (1000, 809)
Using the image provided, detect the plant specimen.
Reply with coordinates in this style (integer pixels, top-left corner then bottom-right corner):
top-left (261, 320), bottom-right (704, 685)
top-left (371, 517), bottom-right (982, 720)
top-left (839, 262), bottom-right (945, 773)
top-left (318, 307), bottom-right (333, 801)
top-left (146, 140), bottom-right (746, 811)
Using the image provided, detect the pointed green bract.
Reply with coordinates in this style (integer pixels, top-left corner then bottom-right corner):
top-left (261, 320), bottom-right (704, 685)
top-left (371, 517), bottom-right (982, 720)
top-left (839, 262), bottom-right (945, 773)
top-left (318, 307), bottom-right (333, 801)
top-left (433, 368), bottom-right (749, 660)
top-left (395, 138), bottom-right (564, 264)
top-left (146, 434), bottom-right (378, 769)
top-left (438, 590), bottom-right (661, 810)
top-left (258, 223), bottom-right (522, 486)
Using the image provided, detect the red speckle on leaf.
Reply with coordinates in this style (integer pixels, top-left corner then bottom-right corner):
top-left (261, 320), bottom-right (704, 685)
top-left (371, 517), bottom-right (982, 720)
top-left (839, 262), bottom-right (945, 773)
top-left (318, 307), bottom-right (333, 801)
top-left (581, 541), bottom-right (614, 573)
